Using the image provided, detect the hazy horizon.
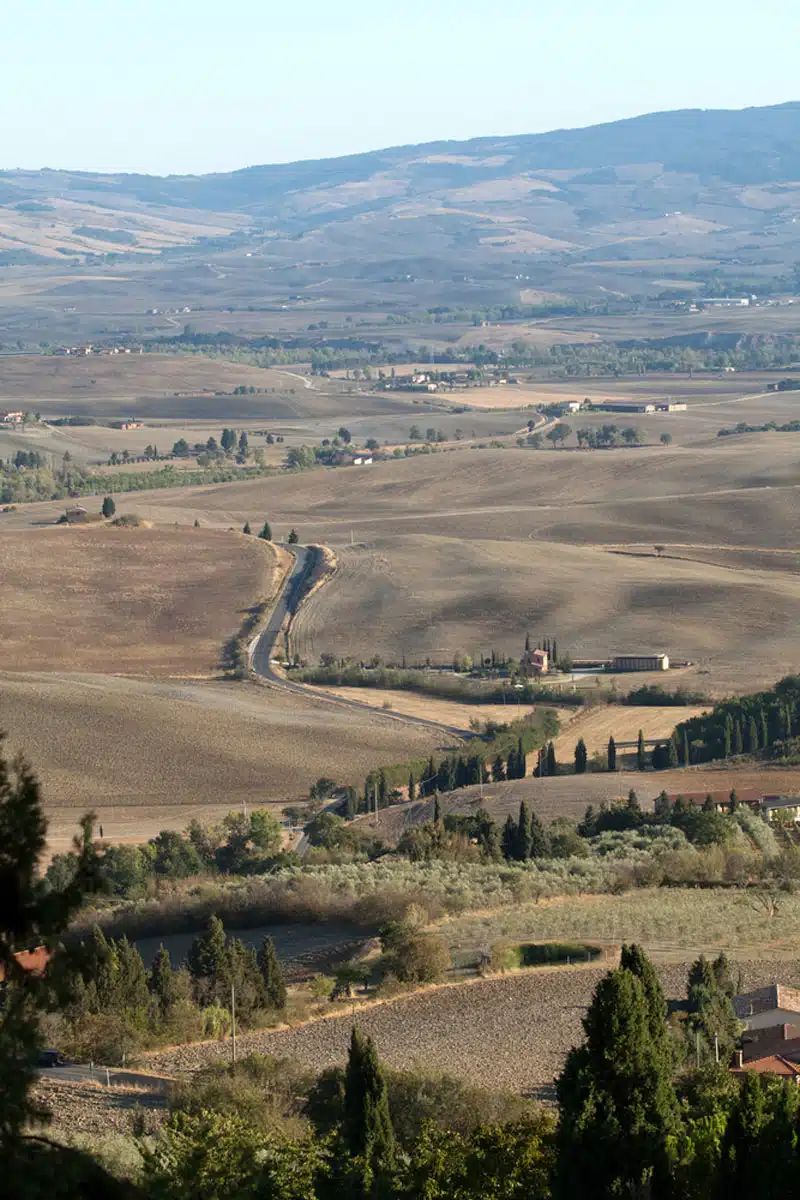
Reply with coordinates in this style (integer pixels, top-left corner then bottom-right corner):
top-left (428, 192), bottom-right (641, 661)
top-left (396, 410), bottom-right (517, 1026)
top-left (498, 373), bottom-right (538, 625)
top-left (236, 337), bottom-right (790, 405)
top-left (3, 0), bottom-right (799, 176)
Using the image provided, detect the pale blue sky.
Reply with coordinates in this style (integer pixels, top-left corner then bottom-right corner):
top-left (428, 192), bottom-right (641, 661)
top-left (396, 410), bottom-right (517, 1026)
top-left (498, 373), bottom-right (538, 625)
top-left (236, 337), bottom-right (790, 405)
top-left (3, 0), bottom-right (799, 175)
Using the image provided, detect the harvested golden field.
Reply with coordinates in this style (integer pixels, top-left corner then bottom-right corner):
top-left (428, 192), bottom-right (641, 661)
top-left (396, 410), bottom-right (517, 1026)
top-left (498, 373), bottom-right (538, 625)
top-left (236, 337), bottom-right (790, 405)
top-left (0, 353), bottom-right (288, 400)
top-left (0, 672), bottom-right (447, 853)
top-left (552, 705), bottom-right (710, 759)
top-left (305, 685), bottom-right (556, 732)
top-left (0, 526), bottom-right (284, 676)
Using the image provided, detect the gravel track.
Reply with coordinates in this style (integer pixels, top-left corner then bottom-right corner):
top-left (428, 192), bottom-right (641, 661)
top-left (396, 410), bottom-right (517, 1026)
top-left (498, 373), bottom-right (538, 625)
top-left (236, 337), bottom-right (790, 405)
top-left (145, 959), bottom-right (785, 1091)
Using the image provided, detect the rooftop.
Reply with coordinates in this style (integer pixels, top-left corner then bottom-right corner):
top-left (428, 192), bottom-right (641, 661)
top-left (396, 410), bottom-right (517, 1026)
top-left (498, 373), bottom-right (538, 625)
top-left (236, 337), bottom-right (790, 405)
top-left (734, 984), bottom-right (800, 1020)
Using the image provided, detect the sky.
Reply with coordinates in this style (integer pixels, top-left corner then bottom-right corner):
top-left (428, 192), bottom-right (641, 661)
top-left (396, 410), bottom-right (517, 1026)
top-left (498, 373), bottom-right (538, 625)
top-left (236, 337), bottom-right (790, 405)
top-left (3, 0), bottom-right (799, 176)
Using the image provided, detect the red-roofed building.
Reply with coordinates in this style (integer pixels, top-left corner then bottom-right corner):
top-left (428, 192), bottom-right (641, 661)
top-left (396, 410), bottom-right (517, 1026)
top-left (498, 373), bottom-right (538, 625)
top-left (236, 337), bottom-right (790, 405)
top-left (0, 946), bottom-right (51, 983)
top-left (732, 1050), bottom-right (800, 1081)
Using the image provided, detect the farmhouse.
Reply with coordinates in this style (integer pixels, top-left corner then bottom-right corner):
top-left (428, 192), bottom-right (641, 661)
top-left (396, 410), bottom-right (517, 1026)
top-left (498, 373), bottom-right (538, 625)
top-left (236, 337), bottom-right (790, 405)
top-left (595, 402), bottom-right (656, 414)
top-left (609, 653), bottom-right (670, 672)
top-left (0, 410), bottom-right (24, 424)
top-left (734, 984), bottom-right (800, 1031)
top-left (760, 795), bottom-right (800, 823)
top-left (523, 647), bottom-right (549, 675)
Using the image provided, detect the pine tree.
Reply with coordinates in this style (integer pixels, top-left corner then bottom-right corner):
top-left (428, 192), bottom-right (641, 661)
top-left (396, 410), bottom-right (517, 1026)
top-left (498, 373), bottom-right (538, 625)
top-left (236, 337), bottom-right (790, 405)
top-left (149, 944), bottom-right (178, 1017)
top-left (187, 914), bottom-right (230, 1001)
top-left (547, 742), bottom-right (557, 776)
top-left (257, 936), bottom-right (286, 1010)
top-left (555, 967), bottom-right (681, 1199)
top-left (258, 520), bottom-right (272, 541)
top-left (342, 1027), bottom-right (395, 1181)
top-left (607, 736), bottom-right (617, 772)
top-left (637, 729), bottom-right (646, 770)
top-left (242, 521), bottom-right (252, 535)
top-left (574, 738), bottom-right (588, 775)
top-left (287, 529), bottom-right (299, 544)
top-left (515, 801), bottom-right (532, 861)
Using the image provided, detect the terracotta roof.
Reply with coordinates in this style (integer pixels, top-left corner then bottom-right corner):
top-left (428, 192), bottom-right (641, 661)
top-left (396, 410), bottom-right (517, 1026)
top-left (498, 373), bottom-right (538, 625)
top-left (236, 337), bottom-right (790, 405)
top-left (735, 984), bottom-right (800, 1020)
top-left (733, 1055), bottom-right (800, 1079)
top-left (0, 946), bottom-right (51, 983)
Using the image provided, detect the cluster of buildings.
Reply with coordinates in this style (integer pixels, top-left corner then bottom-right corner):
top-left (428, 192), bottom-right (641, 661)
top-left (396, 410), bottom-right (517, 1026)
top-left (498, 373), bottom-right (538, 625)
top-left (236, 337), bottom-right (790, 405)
top-left (562, 399), bottom-right (688, 415)
top-left (734, 986), bottom-right (800, 1080)
top-left (54, 345), bottom-right (139, 356)
top-left (0, 410), bottom-right (24, 425)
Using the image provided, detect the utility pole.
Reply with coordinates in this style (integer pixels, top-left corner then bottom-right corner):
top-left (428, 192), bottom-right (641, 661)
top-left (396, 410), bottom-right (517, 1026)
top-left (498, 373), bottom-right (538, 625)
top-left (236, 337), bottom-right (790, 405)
top-left (231, 983), bottom-right (237, 1069)
top-left (696, 1028), bottom-right (701, 1069)
top-left (714, 1032), bottom-right (719, 1065)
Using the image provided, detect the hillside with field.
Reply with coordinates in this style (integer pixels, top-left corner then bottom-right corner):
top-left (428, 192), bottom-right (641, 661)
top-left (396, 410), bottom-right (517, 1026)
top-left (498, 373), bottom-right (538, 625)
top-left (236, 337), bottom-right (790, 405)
top-left (0, 525), bottom-right (285, 676)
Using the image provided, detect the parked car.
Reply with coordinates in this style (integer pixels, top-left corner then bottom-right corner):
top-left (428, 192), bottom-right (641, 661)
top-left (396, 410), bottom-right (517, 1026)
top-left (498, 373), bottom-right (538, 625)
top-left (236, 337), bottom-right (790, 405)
top-left (36, 1050), bottom-right (70, 1068)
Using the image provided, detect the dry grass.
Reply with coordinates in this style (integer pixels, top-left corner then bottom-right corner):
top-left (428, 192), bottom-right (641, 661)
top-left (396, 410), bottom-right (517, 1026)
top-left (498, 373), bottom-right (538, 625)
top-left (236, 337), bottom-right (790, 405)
top-left (305, 685), bottom-right (555, 731)
top-left (551, 705), bottom-right (709, 758)
top-left (0, 526), bottom-right (281, 676)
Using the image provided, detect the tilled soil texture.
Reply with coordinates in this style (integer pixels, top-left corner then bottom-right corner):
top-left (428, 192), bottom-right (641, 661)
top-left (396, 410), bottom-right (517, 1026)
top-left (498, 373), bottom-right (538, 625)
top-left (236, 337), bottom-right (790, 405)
top-left (145, 960), bottom-right (785, 1091)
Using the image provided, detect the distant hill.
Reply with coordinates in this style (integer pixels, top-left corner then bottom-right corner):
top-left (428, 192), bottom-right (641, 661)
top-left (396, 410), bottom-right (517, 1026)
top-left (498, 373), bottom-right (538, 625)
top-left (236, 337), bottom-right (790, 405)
top-left (1, 103), bottom-right (799, 312)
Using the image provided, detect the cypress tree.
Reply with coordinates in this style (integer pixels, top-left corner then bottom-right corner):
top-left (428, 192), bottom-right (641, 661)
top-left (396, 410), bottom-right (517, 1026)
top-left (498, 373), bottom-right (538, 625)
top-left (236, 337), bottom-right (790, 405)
top-left (114, 936), bottom-right (150, 1018)
top-left (729, 788), bottom-right (738, 813)
top-left (506, 747), bottom-right (518, 780)
top-left (525, 631), bottom-right (530, 653)
top-left (242, 521), bottom-right (252, 535)
top-left (529, 811), bottom-right (550, 859)
top-left (703, 793), bottom-right (715, 812)
top-left (627, 789), bottom-right (641, 813)
top-left (607, 736), bottom-right (617, 772)
top-left (733, 719), bottom-right (744, 756)
top-left (259, 520), bottom-right (272, 541)
top-left (723, 715), bottom-right (733, 758)
top-left (342, 1027), bottom-right (395, 1179)
top-left (637, 729), bottom-right (646, 771)
top-left (552, 637), bottom-right (559, 666)
top-left (408, 774), bottom-right (416, 803)
top-left (681, 729), bottom-right (690, 766)
top-left (492, 755), bottom-right (506, 782)
top-left (257, 936), bottom-right (287, 1010)
top-left (746, 716), bottom-right (759, 754)
top-left (501, 814), bottom-right (517, 861)
top-left (517, 736), bottom-right (527, 778)
top-left (547, 741), bottom-right (557, 776)
top-left (620, 944), bottom-right (670, 1058)
top-left (515, 801), bottom-right (532, 861)
top-left (667, 732), bottom-right (679, 769)
top-left (536, 748), bottom-right (546, 777)
top-left (760, 708), bottom-right (769, 751)
top-left (555, 968), bottom-right (681, 1199)
top-left (433, 795), bottom-right (442, 824)
top-left (574, 738), bottom-right (588, 774)
top-left (148, 944), bottom-right (178, 1017)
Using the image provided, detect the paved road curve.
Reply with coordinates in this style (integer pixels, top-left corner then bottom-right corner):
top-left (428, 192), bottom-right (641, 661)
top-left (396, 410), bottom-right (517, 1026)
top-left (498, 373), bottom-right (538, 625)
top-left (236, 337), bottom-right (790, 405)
top-left (248, 545), bottom-right (466, 740)
top-left (38, 1065), bottom-right (171, 1093)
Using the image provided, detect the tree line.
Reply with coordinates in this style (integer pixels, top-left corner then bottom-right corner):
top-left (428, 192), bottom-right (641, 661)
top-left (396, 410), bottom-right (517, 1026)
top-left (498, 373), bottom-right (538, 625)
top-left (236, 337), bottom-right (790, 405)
top-left (674, 675), bottom-right (800, 765)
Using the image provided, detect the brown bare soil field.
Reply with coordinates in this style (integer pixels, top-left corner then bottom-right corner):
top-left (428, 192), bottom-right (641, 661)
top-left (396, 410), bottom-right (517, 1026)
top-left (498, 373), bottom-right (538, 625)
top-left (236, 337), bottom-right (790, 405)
top-left (0, 354), bottom-right (287, 400)
top-left (147, 956), bottom-right (791, 1090)
top-left (552, 705), bottom-right (709, 758)
top-left (0, 672), bottom-right (446, 852)
top-left (0, 526), bottom-right (282, 676)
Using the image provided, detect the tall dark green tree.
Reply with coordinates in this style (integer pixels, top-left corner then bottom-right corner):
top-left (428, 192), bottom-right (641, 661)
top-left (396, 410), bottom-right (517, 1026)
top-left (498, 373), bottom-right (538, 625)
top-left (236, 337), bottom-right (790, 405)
top-left (529, 810), bottom-right (550, 859)
top-left (515, 802), bottom-right (532, 861)
top-left (258, 520), bottom-right (272, 541)
top-left (341, 1026), bottom-right (395, 1186)
top-left (681, 729), bottom-right (691, 766)
top-left (501, 814), bottom-right (517, 861)
top-left (237, 430), bottom-right (249, 457)
top-left (257, 936), bottom-right (286, 1010)
top-left (620, 944), bottom-right (671, 1063)
top-left (101, 495), bottom-right (116, 518)
top-left (668, 732), bottom-right (680, 769)
top-left (555, 967), bottom-right (682, 1199)
top-left (242, 520), bottom-right (251, 535)
top-left (148, 944), bottom-right (179, 1018)
top-left (637, 729), bottom-right (647, 771)
top-left (733, 719), bottom-right (744, 756)
top-left (608, 735), bottom-right (617, 772)
top-left (547, 742), bottom-right (557, 776)
top-left (574, 738), bottom-right (588, 774)
top-left (187, 914), bottom-right (230, 1003)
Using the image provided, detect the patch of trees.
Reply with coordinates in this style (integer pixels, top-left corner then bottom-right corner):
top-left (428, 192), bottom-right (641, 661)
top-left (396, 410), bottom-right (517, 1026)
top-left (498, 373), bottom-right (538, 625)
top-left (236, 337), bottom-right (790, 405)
top-left (674, 674), bottom-right (800, 765)
top-left (46, 808), bottom-right (289, 900)
top-left (718, 419), bottom-right (800, 436)
top-left (579, 789), bottom-right (744, 847)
